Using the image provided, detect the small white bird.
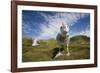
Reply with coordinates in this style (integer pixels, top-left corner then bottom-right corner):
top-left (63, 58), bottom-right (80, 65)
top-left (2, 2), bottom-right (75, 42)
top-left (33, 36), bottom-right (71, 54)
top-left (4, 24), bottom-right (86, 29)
top-left (32, 39), bottom-right (39, 46)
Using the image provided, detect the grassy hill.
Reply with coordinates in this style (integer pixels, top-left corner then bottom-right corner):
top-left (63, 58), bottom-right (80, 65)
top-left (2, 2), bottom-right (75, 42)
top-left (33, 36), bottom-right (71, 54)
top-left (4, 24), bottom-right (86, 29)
top-left (70, 35), bottom-right (90, 44)
top-left (22, 35), bottom-right (90, 62)
top-left (70, 35), bottom-right (90, 48)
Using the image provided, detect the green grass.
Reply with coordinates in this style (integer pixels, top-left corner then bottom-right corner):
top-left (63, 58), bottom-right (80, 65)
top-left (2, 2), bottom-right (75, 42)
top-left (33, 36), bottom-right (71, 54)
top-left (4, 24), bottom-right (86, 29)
top-left (22, 35), bottom-right (90, 62)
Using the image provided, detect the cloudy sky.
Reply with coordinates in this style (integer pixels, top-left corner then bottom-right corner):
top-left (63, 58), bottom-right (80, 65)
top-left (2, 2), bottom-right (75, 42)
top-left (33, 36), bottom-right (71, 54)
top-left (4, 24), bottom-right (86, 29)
top-left (22, 10), bottom-right (90, 40)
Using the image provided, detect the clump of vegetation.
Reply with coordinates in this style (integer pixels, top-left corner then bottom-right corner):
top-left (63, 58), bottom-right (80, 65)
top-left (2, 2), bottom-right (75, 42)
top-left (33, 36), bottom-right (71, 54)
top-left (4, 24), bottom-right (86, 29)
top-left (22, 37), bottom-right (33, 53)
top-left (22, 37), bottom-right (33, 46)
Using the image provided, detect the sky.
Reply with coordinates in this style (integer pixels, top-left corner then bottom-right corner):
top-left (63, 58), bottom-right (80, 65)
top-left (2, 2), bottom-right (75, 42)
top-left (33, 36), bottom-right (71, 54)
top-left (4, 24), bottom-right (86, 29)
top-left (22, 10), bottom-right (90, 40)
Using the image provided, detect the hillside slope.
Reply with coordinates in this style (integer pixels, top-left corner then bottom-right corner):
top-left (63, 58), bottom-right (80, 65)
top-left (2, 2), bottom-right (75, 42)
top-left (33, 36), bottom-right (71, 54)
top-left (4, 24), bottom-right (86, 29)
top-left (22, 35), bottom-right (90, 62)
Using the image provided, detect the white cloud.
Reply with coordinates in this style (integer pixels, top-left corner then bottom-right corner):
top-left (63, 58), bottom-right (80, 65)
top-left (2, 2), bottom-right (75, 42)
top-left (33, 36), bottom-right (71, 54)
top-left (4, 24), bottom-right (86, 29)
top-left (79, 24), bottom-right (90, 37)
top-left (71, 24), bottom-right (90, 37)
top-left (36, 12), bottom-right (89, 40)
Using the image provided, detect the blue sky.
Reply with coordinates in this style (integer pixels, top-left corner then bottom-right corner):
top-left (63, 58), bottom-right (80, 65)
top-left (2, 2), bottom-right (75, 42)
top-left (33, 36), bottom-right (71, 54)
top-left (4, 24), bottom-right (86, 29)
top-left (22, 10), bottom-right (90, 40)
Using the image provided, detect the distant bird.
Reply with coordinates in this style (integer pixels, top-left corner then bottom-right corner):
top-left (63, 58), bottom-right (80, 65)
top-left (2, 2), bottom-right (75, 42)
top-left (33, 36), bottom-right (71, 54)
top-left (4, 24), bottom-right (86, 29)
top-left (32, 39), bottom-right (39, 46)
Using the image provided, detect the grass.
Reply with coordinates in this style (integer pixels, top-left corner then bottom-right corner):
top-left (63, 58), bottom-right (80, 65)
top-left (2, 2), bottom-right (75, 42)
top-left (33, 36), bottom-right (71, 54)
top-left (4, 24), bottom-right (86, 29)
top-left (22, 35), bottom-right (90, 62)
